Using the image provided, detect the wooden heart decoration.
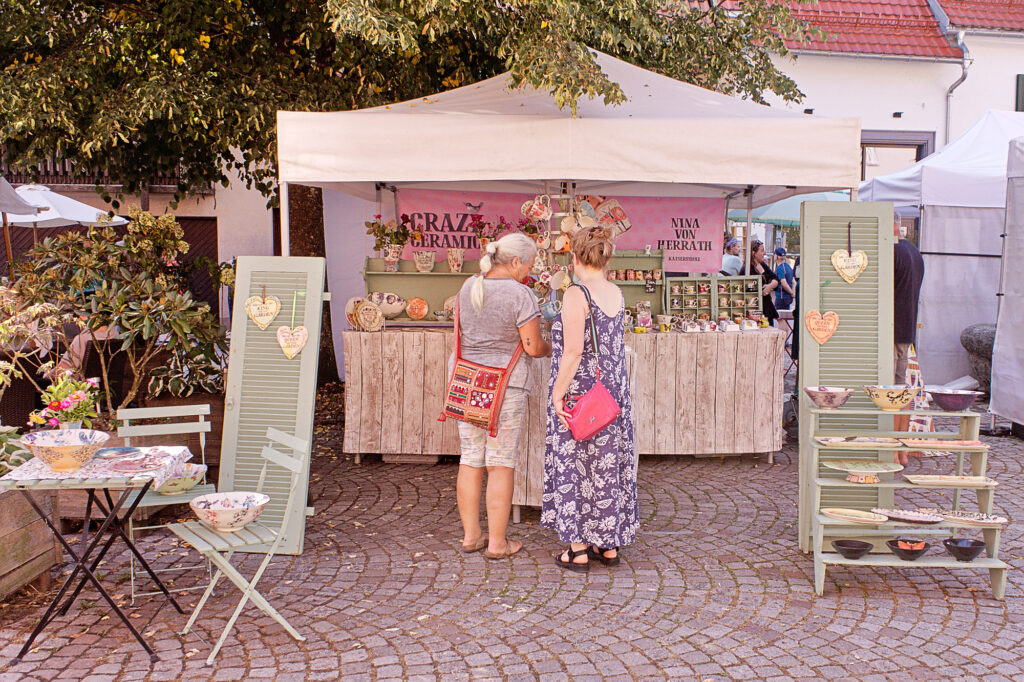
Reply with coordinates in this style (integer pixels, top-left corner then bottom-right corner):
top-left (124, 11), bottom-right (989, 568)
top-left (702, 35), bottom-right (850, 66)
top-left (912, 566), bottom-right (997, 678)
top-left (245, 295), bottom-right (281, 330)
top-left (805, 310), bottom-right (839, 345)
top-left (830, 249), bottom-right (869, 284)
top-left (276, 325), bottom-right (308, 359)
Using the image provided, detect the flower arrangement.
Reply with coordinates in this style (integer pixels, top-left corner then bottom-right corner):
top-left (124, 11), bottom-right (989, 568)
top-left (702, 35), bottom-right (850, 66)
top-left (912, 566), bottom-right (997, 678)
top-left (468, 215), bottom-right (514, 246)
top-left (29, 372), bottom-right (100, 428)
top-left (366, 214), bottom-right (421, 251)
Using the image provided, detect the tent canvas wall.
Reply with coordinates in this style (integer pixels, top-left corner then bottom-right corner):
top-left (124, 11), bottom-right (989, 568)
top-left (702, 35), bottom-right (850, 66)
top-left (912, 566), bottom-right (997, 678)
top-left (991, 138), bottom-right (1024, 425)
top-left (859, 110), bottom-right (1024, 384)
top-left (275, 51), bottom-right (861, 376)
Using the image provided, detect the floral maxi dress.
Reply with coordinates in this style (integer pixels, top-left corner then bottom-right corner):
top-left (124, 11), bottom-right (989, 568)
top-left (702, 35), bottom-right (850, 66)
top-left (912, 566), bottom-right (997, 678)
top-left (541, 291), bottom-right (638, 548)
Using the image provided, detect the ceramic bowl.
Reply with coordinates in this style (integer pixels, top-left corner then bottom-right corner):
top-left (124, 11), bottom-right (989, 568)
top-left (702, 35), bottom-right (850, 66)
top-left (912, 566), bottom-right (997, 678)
top-left (21, 429), bottom-right (110, 473)
top-left (863, 385), bottom-right (920, 411)
top-left (376, 292), bottom-right (407, 319)
top-left (432, 310), bottom-right (452, 322)
top-left (943, 538), bottom-right (986, 562)
top-left (804, 386), bottom-right (854, 410)
top-left (832, 539), bottom-right (872, 560)
top-left (886, 538), bottom-right (931, 562)
top-left (156, 463), bottom-right (207, 496)
top-left (926, 389), bottom-right (982, 412)
top-left (190, 491), bottom-right (270, 532)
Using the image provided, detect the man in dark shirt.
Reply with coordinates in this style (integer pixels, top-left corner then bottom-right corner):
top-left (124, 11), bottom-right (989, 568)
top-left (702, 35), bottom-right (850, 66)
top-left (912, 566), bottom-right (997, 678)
top-left (894, 218), bottom-right (925, 385)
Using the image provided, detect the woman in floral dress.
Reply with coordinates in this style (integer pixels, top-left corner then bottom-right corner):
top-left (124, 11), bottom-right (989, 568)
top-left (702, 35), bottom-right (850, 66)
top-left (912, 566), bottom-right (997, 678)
top-left (542, 226), bottom-right (638, 572)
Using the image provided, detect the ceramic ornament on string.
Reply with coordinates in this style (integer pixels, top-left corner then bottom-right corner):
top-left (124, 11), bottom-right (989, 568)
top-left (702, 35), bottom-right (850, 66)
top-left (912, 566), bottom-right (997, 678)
top-left (831, 221), bottom-right (869, 283)
top-left (245, 287), bottom-right (281, 330)
top-left (806, 280), bottom-right (839, 345)
top-left (277, 291), bottom-right (308, 359)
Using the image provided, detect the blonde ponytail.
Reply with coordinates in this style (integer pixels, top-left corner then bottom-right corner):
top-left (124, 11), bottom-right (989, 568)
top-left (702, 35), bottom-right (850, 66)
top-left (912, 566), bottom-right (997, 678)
top-left (471, 241), bottom-right (500, 310)
top-left (470, 233), bottom-right (537, 311)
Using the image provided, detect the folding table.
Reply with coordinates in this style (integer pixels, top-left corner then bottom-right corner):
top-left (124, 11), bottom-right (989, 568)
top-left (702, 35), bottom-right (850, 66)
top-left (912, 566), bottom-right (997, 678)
top-left (0, 447), bottom-right (192, 664)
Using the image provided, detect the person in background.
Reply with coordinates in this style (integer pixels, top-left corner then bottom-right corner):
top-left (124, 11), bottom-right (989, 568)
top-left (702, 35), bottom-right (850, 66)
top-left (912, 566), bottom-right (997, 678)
top-left (720, 237), bottom-right (742, 276)
top-left (773, 247), bottom-right (795, 311)
top-left (746, 240), bottom-right (780, 326)
top-left (894, 218), bottom-right (924, 386)
top-left (453, 233), bottom-right (550, 560)
top-left (543, 226), bottom-right (637, 572)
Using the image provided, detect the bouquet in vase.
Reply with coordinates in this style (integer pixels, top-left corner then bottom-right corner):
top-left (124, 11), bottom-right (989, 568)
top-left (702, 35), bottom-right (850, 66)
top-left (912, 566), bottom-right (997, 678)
top-left (29, 372), bottom-right (100, 428)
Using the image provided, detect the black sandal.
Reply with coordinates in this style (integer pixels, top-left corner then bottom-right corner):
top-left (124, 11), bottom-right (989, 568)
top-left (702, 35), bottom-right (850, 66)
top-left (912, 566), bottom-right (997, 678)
top-left (555, 547), bottom-right (590, 573)
top-left (587, 546), bottom-right (620, 567)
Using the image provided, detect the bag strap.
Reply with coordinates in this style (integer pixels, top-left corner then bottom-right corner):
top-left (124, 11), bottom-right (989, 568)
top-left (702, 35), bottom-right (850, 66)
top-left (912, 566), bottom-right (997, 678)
top-left (573, 284), bottom-right (601, 356)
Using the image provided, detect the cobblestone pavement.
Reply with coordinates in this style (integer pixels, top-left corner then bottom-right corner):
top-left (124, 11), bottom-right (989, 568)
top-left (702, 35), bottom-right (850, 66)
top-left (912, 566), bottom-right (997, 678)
top-left (2, 387), bottom-right (1023, 680)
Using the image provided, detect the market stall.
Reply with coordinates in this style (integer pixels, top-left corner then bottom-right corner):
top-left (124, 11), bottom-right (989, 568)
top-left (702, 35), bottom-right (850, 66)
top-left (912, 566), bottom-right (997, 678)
top-left (275, 50), bottom-right (861, 489)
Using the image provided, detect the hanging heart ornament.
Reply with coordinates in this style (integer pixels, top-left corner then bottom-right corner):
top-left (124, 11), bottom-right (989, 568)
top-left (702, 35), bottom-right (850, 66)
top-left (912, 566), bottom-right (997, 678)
top-left (805, 310), bottom-right (839, 345)
top-left (244, 295), bottom-right (281, 331)
top-left (276, 325), bottom-right (309, 359)
top-left (830, 249), bottom-right (869, 284)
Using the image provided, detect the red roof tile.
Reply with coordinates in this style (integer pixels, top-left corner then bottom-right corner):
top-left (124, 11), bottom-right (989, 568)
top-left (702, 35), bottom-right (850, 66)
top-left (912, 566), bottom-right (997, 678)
top-left (784, 0), bottom-right (963, 59)
top-left (939, 0), bottom-right (1024, 31)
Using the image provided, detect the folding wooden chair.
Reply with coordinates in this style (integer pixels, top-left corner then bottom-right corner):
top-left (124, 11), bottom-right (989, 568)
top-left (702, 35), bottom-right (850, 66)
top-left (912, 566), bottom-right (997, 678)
top-left (119, 404), bottom-right (215, 602)
top-left (168, 427), bottom-right (308, 664)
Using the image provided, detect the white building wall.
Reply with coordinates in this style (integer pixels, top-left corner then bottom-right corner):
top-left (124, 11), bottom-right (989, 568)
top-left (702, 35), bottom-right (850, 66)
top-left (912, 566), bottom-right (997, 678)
top-left (948, 32), bottom-right (1024, 139)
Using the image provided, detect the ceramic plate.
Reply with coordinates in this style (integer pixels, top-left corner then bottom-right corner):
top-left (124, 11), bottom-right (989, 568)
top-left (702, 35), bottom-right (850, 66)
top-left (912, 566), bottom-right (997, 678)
top-left (904, 475), bottom-right (998, 488)
top-left (406, 297), bottom-right (429, 321)
top-left (346, 297), bottom-right (366, 329)
top-left (354, 301), bottom-right (384, 332)
top-left (917, 508), bottom-right (1009, 526)
top-left (443, 295), bottom-right (457, 312)
top-left (96, 446), bottom-right (145, 460)
top-left (821, 508), bottom-right (888, 524)
top-left (871, 508), bottom-right (943, 524)
top-left (815, 436), bottom-right (901, 449)
top-left (899, 439), bottom-right (986, 450)
top-left (822, 459), bottom-right (904, 474)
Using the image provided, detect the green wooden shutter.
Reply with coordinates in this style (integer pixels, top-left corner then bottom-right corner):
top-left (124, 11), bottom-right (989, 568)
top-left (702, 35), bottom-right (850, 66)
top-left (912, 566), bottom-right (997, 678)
top-left (219, 256), bottom-right (327, 554)
top-left (798, 202), bottom-right (895, 551)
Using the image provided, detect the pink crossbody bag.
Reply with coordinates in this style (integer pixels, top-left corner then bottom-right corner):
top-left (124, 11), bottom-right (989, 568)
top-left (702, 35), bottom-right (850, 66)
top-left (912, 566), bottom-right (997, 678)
top-left (563, 285), bottom-right (621, 441)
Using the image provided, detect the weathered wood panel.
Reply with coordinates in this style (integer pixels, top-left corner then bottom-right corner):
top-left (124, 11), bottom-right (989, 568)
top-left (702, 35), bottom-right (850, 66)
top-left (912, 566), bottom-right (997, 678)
top-left (653, 335), bottom-right (677, 455)
top-left (379, 332), bottom-right (404, 455)
top-left (400, 332), bottom-right (425, 454)
top-left (342, 332), bottom-right (361, 454)
top-left (733, 333), bottom-right (757, 455)
top-left (694, 333), bottom-right (719, 454)
top-left (358, 332), bottom-right (383, 454)
top-left (632, 335), bottom-right (657, 454)
top-left (714, 333), bottom-right (739, 451)
top-left (421, 331), bottom-right (447, 455)
top-left (674, 334), bottom-right (698, 454)
top-left (0, 491), bottom-right (60, 600)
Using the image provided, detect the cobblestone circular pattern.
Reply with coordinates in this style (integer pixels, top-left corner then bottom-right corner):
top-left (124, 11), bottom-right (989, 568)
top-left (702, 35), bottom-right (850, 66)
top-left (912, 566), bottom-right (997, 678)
top-left (2, 401), bottom-right (1023, 680)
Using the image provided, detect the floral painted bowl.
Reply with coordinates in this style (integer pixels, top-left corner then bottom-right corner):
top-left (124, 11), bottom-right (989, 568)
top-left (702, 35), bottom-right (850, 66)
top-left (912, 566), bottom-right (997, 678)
top-left (376, 293), bottom-right (407, 319)
top-left (156, 463), bottom-right (207, 496)
top-left (190, 491), bottom-right (270, 532)
top-left (863, 385), bottom-right (920, 411)
top-left (804, 386), bottom-right (854, 410)
top-left (20, 429), bottom-right (110, 473)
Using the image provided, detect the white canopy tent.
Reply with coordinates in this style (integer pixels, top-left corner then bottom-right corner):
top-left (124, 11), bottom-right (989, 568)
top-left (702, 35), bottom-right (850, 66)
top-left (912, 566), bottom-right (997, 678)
top-left (275, 50), bottom-right (862, 374)
top-left (859, 110), bottom-right (1024, 384)
top-left (990, 138), bottom-right (1024, 425)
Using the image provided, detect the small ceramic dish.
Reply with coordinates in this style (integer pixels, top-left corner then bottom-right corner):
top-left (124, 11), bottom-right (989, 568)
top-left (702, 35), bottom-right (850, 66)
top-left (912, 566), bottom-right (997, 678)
top-left (832, 540), bottom-right (872, 560)
top-left (156, 463), bottom-right (207, 495)
top-left (190, 491), bottom-right (270, 532)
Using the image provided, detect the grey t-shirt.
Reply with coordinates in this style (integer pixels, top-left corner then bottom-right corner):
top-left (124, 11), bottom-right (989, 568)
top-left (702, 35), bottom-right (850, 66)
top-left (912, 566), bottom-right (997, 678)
top-left (450, 276), bottom-right (540, 391)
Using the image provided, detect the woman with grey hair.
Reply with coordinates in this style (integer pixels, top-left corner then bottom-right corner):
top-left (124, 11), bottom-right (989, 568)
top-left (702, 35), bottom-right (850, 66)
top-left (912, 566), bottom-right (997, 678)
top-left (453, 232), bottom-right (550, 559)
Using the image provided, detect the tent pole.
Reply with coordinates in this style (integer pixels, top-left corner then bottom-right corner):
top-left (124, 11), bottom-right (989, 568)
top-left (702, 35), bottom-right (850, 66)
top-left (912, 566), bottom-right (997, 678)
top-left (280, 182), bottom-right (290, 257)
top-left (2, 213), bottom-right (11, 268)
top-left (744, 188), bottom-right (753, 274)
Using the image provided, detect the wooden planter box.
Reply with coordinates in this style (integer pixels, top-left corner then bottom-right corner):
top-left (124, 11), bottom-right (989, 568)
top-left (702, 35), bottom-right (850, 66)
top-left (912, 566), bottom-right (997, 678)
top-left (0, 489), bottom-right (61, 600)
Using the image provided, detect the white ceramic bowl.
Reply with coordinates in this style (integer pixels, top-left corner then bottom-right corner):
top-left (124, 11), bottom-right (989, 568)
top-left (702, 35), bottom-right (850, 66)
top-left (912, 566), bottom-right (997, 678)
top-left (20, 429), bottom-right (110, 473)
top-left (863, 385), bottom-right (920, 411)
top-left (804, 386), bottom-right (854, 409)
top-left (190, 491), bottom-right (270, 532)
top-left (376, 292), bottom-right (407, 319)
top-left (156, 463), bottom-right (207, 496)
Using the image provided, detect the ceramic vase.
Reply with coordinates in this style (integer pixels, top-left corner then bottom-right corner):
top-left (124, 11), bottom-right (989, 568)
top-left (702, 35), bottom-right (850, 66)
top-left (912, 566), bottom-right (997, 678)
top-left (383, 244), bottom-right (403, 272)
top-left (413, 250), bottom-right (436, 273)
top-left (446, 248), bottom-right (466, 273)
top-left (59, 421), bottom-right (83, 430)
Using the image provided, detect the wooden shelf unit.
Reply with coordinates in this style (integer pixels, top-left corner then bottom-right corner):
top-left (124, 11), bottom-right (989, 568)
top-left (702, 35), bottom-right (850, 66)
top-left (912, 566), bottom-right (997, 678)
top-left (808, 405), bottom-right (1007, 599)
top-left (663, 275), bottom-right (762, 321)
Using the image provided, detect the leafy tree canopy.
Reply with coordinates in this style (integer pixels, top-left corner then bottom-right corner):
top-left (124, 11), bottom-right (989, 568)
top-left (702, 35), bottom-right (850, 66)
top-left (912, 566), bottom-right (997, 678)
top-left (0, 0), bottom-right (814, 206)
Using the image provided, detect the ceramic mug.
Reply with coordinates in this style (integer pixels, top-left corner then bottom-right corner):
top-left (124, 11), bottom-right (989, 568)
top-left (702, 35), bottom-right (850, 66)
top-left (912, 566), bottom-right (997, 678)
top-left (539, 270), bottom-right (552, 286)
top-left (656, 314), bottom-right (673, 332)
top-left (653, 269), bottom-right (663, 281)
top-left (719, 296), bottom-right (730, 307)
top-left (699, 297), bottom-right (710, 308)
top-left (549, 269), bottom-right (567, 291)
top-left (537, 232), bottom-right (551, 249)
top-left (526, 195), bottom-right (553, 221)
top-left (684, 284), bottom-right (697, 294)
top-left (554, 234), bottom-right (569, 252)
top-left (670, 297), bottom-right (682, 308)
top-left (718, 283), bottom-right (727, 293)
top-left (698, 283), bottom-right (710, 294)
top-left (413, 250), bottom-right (436, 273)
top-left (540, 298), bottom-right (562, 321)
top-left (670, 283), bottom-right (682, 295)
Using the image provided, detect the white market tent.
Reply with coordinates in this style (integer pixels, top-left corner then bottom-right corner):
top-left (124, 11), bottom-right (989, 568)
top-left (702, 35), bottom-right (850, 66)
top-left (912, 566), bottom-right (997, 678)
top-left (991, 137), bottom-right (1024, 426)
top-left (275, 50), bottom-right (862, 373)
top-left (859, 110), bottom-right (1024, 385)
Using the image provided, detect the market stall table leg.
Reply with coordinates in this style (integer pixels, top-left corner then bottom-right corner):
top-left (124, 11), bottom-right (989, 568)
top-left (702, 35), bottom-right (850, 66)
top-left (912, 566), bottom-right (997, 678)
top-left (9, 482), bottom-right (184, 665)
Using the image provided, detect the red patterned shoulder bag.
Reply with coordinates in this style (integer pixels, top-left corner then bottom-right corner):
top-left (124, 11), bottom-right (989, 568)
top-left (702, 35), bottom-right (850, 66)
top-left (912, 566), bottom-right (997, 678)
top-left (438, 296), bottom-right (524, 437)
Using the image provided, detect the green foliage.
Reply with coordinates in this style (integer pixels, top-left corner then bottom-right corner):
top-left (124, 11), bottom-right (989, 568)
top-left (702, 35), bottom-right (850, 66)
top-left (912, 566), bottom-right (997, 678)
top-left (11, 209), bottom-right (226, 423)
top-left (0, 426), bottom-right (31, 476)
top-left (0, 0), bottom-right (813, 205)
top-left (0, 286), bottom-right (73, 399)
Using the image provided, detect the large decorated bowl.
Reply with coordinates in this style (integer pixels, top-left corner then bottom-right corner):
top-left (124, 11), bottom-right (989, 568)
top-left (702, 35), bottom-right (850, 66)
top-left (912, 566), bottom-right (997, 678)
top-left (20, 429), bottom-right (110, 473)
top-left (863, 385), bottom-right (920, 411)
top-left (804, 386), bottom-right (854, 410)
top-left (926, 389), bottom-right (982, 412)
top-left (190, 491), bottom-right (270, 532)
top-left (156, 463), bottom-right (207, 496)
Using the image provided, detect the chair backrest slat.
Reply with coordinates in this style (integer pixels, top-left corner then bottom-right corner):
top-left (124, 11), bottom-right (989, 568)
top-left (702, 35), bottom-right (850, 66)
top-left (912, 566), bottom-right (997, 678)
top-left (118, 421), bottom-right (211, 438)
top-left (261, 445), bottom-right (303, 474)
top-left (116, 404), bottom-right (212, 472)
top-left (118, 404), bottom-right (211, 419)
top-left (266, 427), bottom-right (307, 454)
top-left (257, 428), bottom-right (309, 537)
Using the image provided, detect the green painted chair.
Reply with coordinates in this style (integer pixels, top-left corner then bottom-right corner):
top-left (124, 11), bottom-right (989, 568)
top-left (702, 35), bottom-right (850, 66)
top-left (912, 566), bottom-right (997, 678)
top-left (118, 404), bottom-right (215, 602)
top-left (168, 427), bottom-right (308, 665)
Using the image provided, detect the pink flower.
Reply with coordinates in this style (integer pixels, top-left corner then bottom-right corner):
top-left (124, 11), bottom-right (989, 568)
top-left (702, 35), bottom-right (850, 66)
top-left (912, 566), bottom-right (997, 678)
top-left (70, 391), bottom-right (86, 403)
top-left (86, 378), bottom-right (99, 387)
top-left (59, 399), bottom-right (71, 410)
top-left (48, 417), bottom-right (59, 426)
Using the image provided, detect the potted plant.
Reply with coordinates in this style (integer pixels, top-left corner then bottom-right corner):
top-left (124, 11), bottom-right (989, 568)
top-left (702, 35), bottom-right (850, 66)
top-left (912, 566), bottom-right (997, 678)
top-left (468, 214), bottom-right (513, 249)
top-left (28, 372), bottom-right (100, 429)
top-left (365, 214), bottom-right (420, 271)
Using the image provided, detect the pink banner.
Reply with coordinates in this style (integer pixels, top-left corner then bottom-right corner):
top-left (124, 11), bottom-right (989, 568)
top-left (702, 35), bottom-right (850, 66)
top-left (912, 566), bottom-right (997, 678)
top-left (399, 190), bottom-right (724, 270)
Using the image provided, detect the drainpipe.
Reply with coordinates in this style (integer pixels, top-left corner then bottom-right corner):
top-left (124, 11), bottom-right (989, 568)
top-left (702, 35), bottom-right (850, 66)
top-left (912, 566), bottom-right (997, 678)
top-left (945, 31), bottom-right (971, 144)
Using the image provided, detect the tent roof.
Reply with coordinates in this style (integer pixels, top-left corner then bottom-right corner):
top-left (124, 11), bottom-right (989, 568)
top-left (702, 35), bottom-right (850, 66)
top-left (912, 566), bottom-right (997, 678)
top-left (277, 51), bottom-right (861, 206)
top-left (859, 110), bottom-right (1024, 209)
top-left (2, 184), bottom-right (127, 227)
top-left (727, 190), bottom-right (851, 226)
top-left (0, 177), bottom-right (39, 215)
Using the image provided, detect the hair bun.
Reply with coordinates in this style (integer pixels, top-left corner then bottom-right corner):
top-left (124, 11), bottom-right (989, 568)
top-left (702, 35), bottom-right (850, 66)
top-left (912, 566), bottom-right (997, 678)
top-left (485, 241), bottom-right (498, 255)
